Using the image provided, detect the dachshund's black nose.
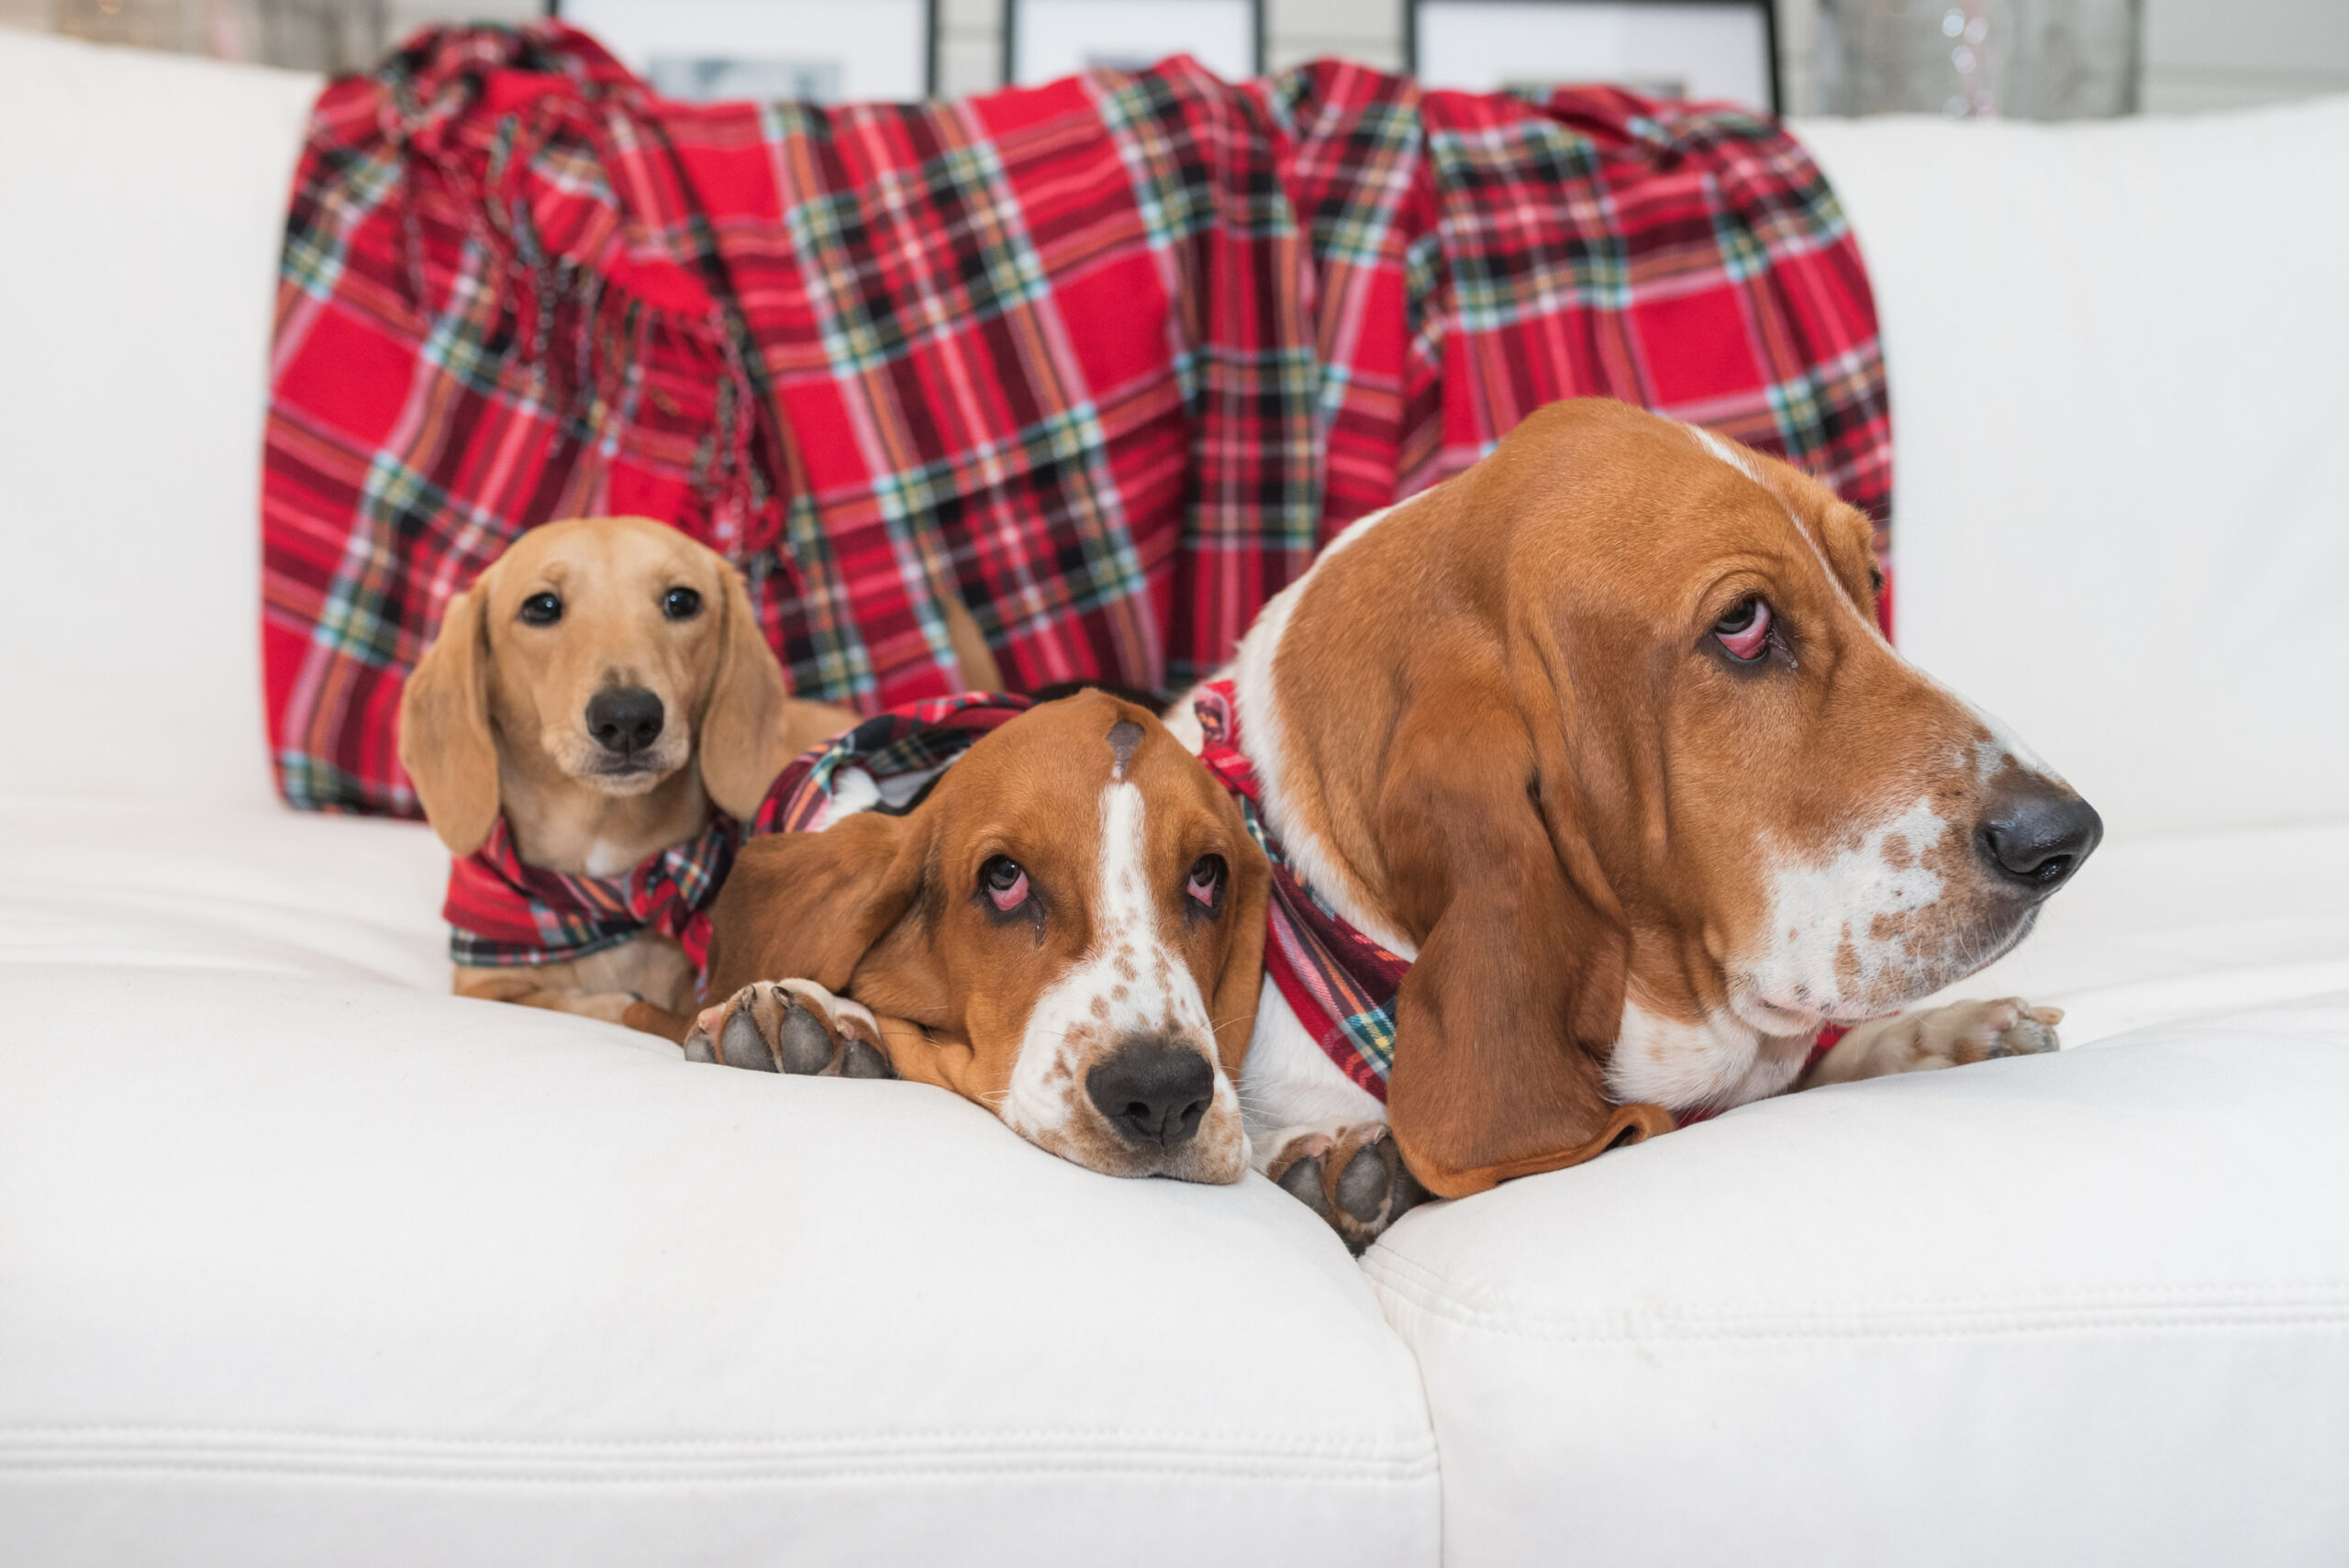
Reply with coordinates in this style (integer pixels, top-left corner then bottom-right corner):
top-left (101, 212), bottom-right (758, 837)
top-left (1978, 784), bottom-right (2103, 895)
top-left (585, 686), bottom-right (664, 757)
top-left (1086, 1040), bottom-right (1214, 1150)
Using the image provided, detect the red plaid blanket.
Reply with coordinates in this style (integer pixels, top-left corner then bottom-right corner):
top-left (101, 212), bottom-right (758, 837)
top-left (264, 23), bottom-right (1888, 816)
top-left (444, 693), bottom-right (1030, 978)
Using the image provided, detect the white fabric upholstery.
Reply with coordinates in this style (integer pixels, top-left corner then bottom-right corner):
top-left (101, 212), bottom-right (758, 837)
top-left (0, 966), bottom-right (1441, 1566)
top-left (1369, 998), bottom-right (2349, 1567)
top-left (1794, 101), bottom-right (2349, 840)
top-left (0, 29), bottom-right (318, 811)
top-left (1911, 819), bottom-right (2349, 1044)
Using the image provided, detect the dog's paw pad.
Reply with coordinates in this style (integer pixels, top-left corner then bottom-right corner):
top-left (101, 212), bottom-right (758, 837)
top-left (1265, 1125), bottom-right (1424, 1254)
top-left (683, 981), bottom-right (892, 1078)
top-left (773, 1003), bottom-right (833, 1074)
top-left (840, 1035), bottom-right (896, 1079)
top-left (1335, 1141), bottom-right (1391, 1223)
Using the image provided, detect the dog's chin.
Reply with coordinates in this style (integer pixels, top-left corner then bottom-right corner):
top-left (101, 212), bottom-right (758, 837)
top-left (560, 746), bottom-right (690, 797)
top-left (1736, 903), bottom-right (2044, 1033)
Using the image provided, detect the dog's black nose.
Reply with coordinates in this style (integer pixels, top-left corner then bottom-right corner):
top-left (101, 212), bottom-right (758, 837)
top-left (585, 685), bottom-right (664, 758)
top-left (1086, 1040), bottom-right (1214, 1151)
top-left (1978, 782), bottom-right (2102, 895)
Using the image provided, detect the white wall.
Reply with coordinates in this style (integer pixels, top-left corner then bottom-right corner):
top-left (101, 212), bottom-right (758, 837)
top-left (2141, 0), bottom-right (2349, 111)
top-left (9, 0), bottom-right (2345, 115)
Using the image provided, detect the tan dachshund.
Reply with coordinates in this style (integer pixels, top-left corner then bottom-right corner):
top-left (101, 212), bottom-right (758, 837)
top-left (398, 517), bottom-right (876, 1025)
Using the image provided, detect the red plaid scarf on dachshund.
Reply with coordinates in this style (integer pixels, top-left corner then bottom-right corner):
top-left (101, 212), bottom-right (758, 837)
top-left (1188, 679), bottom-right (1845, 1113)
top-left (1190, 680), bottom-right (1408, 1102)
top-left (442, 693), bottom-right (1032, 979)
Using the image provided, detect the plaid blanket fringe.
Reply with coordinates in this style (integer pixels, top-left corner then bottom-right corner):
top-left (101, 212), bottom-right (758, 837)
top-left (264, 24), bottom-right (1890, 817)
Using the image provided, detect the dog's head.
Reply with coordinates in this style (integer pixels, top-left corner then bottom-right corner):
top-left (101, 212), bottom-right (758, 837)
top-left (397, 517), bottom-right (800, 856)
top-left (705, 691), bottom-right (1271, 1184)
top-left (1261, 398), bottom-right (2103, 1193)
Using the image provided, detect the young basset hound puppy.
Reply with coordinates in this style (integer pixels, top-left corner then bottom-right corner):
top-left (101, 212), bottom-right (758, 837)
top-left (1159, 397), bottom-right (2101, 1249)
top-left (687, 691), bottom-right (1272, 1184)
top-left (398, 517), bottom-right (861, 1025)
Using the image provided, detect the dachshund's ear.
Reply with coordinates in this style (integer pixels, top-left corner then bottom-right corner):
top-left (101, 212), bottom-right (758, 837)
top-left (398, 586), bottom-right (501, 855)
top-left (697, 563), bottom-right (797, 819)
top-left (702, 811), bottom-right (935, 1006)
top-left (1378, 682), bottom-right (1672, 1199)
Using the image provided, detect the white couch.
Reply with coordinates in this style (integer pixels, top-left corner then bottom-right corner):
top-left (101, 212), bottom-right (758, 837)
top-left (2, 28), bottom-right (2343, 1566)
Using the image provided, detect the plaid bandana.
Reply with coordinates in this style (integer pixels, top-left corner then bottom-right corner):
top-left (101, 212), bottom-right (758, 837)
top-left (1191, 680), bottom-right (1408, 1102)
top-left (442, 692), bottom-right (1031, 980)
top-left (264, 26), bottom-right (1889, 820)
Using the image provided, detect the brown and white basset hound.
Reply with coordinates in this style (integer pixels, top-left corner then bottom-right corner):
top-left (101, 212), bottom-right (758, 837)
top-left (1159, 397), bottom-right (2099, 1247)
top-left (689, 398), bottom-right (2098, 1253)
top-left (688, 690), bottom-right (1273, 1184)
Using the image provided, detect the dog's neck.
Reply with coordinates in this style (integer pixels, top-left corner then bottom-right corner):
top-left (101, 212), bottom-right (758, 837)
top-left (496, 750), bottom-right (714, 877)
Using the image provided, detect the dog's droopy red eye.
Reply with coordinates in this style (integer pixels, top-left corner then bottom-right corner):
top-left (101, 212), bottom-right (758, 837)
top-left (1714, 597), bottom-right (1771, 662)
top-left (518, 592), bottom-right (562, 626)
top-left (982, 856), bottom-right (1029, 912)
top-left (1186, 855), bottom-right (1225, 909)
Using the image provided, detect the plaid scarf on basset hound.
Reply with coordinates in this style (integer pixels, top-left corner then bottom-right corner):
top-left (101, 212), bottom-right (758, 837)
top-left (1190, 680), bottom-right (1409, 1102)
top-left (442, 693), bottom-right (1033, 980)
top-left (1187, 679), bottom-right (1845, 1113)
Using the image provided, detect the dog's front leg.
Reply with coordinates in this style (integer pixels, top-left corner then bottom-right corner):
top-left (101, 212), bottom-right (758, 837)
top-left (1801, 998), bottom-right (2065, 1086)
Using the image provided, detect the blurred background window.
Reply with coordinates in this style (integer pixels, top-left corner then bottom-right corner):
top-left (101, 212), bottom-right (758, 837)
top-left (1410, 0), bottom-right (1776, 116)
top-left (4, 0), bottom-right (2343, 117)
top-left (1008, 0), bottom-right (1259, 86)
top-left (558, 0), bottom-right (932, 101)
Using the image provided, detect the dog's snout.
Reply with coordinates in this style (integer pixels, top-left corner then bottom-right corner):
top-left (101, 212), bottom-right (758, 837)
top-left (1977, 782), bottom-right (2102, 895)
top-left (1085, 1039), bottom-right (1214, 1151)
top-left (585, 685), bottom-right (664, 758)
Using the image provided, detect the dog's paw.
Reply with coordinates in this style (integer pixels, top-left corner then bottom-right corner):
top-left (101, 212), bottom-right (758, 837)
top-left (1818, 997), bottom-right (2065, 1083)
top-left (682, 979), bottom-right (896, 1079)
top-left (1262, 1122), bottom-right (1426, 1256)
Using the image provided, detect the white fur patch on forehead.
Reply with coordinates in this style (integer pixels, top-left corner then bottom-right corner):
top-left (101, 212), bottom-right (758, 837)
top-left (1687, 423), bottom-right (1759, 482)
top-left (1001, 780), bottom-right (1234, 1148)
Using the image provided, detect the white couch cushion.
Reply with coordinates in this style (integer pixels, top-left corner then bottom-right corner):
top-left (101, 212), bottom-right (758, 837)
top-left (0, 30), bottom-right (318, 811)
top-left (0, 967), bottom-right (1440, 1567)
top-left (1368, 997), bottom-right (2349, 1567)
top-left (0, 795), bottom-right (450, 988)
top-left (1794, 101), bottom-right (2349, 840)
top-left (1914, 817), bottom-right (2349, 1044)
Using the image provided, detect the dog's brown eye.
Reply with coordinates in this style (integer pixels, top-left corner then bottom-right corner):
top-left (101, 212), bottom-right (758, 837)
top-left (1714, 597), bottom-right (1771, 662)
top-left (662, 586), bottom-right (702, 621)
top-left (982, 856), bottom-right (1030, 913)
top-left (1186, 855), bottom-right (1225, 911)
top-left (518, 592), bottom-right (562, 626)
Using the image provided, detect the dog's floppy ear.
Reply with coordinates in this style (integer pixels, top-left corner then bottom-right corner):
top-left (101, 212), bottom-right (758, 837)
top-left (702, 810), bottom-right (936, 1006)
top-left (398, 586), bottom-right (501, 855)
top-left (697, 563), bottom-right (797, 819)
top-left (1207, 805), bottom-right (1271, 1079)
top-left (1378, 682), bottom-right (1671, 1200)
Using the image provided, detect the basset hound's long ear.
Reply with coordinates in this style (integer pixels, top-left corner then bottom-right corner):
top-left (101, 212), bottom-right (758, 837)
top-left (701, 809), bottom-right (940, 1012)
top-left (397, 585), bottom-right (501, 856)
top-left (1207, 806), bottom-right (1272, 1079)
top-left (697, 563), bottom-right (799, 819)
top-left (1378, 678), bottom-right (1672, 1200)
